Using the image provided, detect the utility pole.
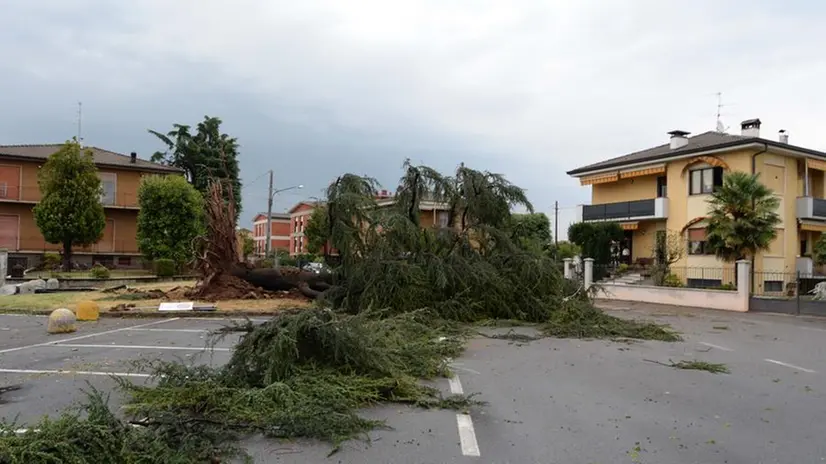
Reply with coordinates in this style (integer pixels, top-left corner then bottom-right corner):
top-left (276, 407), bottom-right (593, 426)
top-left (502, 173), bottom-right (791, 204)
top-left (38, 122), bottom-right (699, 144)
top-left (265, 170), bottom-right (273, 258)
top-left (554, 201), bottom-right (559, 245)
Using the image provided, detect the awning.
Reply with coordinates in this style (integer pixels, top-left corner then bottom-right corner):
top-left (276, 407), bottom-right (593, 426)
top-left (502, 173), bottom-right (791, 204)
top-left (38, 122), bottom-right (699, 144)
top-left (807, 158), bottom-right (826, 172)
top-left (580, 172), bottom-right (619, 186)
top-left (619, 165), bottom-right (666, 179)
top-left (620, 222), bottom-right (639, 231)
top-left (801, 222), bottom-right (826, 232)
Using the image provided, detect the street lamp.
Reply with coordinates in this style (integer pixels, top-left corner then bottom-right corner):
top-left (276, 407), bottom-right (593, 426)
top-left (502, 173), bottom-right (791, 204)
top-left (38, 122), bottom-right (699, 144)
top-left (265, 170), bottom-right (303, 258)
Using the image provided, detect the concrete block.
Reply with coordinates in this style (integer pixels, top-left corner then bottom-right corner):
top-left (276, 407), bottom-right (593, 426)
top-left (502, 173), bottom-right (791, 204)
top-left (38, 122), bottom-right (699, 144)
top-left (47, 308), bottom-right (77, 334)
top-left (75, 301), bottom-right (100, 321)
top-left (0, 284), bottom-right (17, 295)
top-left (46, 278), bottom-right (59, 290)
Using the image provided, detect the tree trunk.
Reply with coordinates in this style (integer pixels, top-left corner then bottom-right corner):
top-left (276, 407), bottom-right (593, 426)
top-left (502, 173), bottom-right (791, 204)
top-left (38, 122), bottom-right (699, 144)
top-left (62, 241), bottom-right (72, 270)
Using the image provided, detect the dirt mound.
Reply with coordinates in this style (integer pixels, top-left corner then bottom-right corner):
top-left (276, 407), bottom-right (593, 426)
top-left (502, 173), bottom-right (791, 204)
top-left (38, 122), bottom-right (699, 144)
top-left (187, 273), bottom-right (266, 301)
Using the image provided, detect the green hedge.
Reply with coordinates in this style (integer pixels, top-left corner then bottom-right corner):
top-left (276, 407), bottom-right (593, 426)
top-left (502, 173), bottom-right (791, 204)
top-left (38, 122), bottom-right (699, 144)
top-left (154, 259), bottom-right (177, 277)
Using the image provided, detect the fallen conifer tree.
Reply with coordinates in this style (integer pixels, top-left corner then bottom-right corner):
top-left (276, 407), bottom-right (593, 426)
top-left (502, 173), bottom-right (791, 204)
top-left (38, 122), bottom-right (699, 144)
top-left (0, 161), bottom-right (679, 463)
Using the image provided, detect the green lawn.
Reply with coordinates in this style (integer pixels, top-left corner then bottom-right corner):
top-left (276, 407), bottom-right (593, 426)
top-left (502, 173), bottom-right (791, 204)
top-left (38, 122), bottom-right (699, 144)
top-left (0, 292), bottom-right (91, 311)
top-left (0, 280), bottom-right (310, 313)
top-left (23, 269), bottom-right (155, 279)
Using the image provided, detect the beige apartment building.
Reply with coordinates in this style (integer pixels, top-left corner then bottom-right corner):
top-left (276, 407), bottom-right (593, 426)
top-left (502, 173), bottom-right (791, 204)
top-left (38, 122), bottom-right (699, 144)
top-left (568, 119), bottom-right (826, 291)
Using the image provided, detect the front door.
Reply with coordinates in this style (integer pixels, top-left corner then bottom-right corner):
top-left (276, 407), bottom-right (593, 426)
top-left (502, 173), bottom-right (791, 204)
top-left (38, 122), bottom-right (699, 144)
top-left (620, 230), bottom-right (633, 265)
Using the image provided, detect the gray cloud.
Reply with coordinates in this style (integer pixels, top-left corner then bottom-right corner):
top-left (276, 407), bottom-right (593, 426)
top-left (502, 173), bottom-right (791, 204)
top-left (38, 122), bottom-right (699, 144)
top-left (2, 0), bottom-right (825, 236)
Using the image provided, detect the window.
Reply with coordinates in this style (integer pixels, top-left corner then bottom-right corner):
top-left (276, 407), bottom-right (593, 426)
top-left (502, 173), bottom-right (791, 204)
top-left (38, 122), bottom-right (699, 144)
top-left (0, 182), bottom-right (7, 198)
top-left (689, 167), bottom-right (723, 195)
top-left (656, 176), bottom-right (667, 198)
top-left (801, 239), bottom-right (808, 255)
top-left (764, 281), bottom-right (784, 293)
top-left (117, 257), bottom-right (131, 267)
top-left (437, 211), bottom-right (449, 228)
top-left (99, 173), bottom-right (116, 205)
top-left (687, 228), bottom-right (713, 255)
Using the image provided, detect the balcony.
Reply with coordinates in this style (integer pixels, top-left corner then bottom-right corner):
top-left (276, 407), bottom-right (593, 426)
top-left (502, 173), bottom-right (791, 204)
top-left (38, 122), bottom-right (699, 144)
top-left (577, 197), bottom-right (668, 222)
top-left (0, 186), bottom-right (139, 209)
top-left (796, 196), bottom-right (826, 220)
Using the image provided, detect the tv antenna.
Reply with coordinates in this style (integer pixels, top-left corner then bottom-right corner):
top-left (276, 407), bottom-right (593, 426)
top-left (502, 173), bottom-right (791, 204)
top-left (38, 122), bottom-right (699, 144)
top-left (715, 92), bottom-right (729, 133)
top-left (76, 101), bottom-right (84, 146)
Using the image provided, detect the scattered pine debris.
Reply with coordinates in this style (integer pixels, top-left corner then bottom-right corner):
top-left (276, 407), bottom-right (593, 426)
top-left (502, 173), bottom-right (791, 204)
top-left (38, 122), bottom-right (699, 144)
top-left (644, 359), bottom-right (730, 374)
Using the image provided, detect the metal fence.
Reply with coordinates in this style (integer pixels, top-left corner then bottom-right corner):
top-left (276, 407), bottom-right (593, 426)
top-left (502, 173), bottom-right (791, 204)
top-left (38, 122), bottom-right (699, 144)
top-left (750, 271), bottom-right (826, 316)
top-left (667, 267), bottom-right (737, 289)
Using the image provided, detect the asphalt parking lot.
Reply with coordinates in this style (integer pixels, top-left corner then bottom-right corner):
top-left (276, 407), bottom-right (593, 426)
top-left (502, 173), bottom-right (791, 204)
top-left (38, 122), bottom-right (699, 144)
top-left (2, 306), bottom-right (826, 463)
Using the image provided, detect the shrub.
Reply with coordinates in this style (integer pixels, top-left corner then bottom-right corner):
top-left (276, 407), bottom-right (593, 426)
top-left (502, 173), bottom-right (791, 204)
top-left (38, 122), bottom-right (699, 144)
top-left (153, 258), bottom-right (177, 277)
top-left (616, 263), bottom-right (629, 274)
top-left (258, 258), bottom-right (274, 269)
top-left (279, 256), bottom-right (298, 267)
top-left (90, 264), bottom-right (111, 279)
top-left (662, 273), bottom-right (683, 287)
top-left (711, 283), bottom-right (736, 291)
top-left (42, 252), bottom-right (61, 270)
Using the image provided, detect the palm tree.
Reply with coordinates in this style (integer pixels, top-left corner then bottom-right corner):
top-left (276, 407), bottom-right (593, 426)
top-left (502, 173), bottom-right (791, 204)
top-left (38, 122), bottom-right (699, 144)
top-left (705, 171), bottom-right (781, 262)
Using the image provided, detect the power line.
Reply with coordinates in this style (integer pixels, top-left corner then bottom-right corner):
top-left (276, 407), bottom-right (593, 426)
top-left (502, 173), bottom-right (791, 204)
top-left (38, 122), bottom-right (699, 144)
top-left (242, 171), bottom-right (270, 191)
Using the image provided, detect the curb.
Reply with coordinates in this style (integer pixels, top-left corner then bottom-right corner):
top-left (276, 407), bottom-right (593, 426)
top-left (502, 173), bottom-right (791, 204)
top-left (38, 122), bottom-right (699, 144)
top-left (0, 309), bottom-right (283, 319)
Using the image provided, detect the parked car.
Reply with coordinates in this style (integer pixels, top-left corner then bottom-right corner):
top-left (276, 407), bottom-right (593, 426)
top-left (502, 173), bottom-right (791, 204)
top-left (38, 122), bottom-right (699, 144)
top-left (302, 262), bottom-right (326, 274)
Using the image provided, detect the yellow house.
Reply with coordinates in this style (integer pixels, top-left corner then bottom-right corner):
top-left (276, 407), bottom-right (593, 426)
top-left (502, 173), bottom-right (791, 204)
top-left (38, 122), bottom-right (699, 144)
top-left (567, 119), bottom-right (826, 290)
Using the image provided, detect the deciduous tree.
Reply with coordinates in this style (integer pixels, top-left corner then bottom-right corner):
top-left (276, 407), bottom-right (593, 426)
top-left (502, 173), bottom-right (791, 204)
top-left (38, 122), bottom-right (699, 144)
top-left (508, 213), bottom-right (551, 253)
top-left (149, 116), bottom-right (242, 219)
top-left (137, 175), bottom-right (205, 267)
top-left (33, 141), bottom-right (106, 269)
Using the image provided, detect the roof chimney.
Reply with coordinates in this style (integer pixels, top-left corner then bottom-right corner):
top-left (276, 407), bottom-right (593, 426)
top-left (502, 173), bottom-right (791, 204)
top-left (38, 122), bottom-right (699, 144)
top-left (130, 152), bottom-right (137, 163)
top-left (741, 118), bottom-right (761, 138)
top-left (668, 130), bottom-right (690, 149)
top-left (778, 129), bottom-right (789, 144)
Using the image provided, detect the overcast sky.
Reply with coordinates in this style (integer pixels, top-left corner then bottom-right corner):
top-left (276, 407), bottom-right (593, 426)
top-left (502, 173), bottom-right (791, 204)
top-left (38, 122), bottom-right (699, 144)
top-left (2, 1), bottom-right (824, 238)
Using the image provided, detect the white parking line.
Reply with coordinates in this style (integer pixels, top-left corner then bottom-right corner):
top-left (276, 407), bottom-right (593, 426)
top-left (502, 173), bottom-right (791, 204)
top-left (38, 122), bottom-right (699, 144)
top-left (0, 318), bottom-right (181, 354)
top-left (456, 414), bottom-right (481, 457)
top-left (0, 368), bottom-right (151, 377)
top-left (448, 375), bottom-right (480, 457)
top-left (51, 343), bottom-right (231, 351)
top-left (764, 359), bottom-right (816, 373)
top-left (125, 328), bottom-right (209, 333)
top-left (448, 375), bottom-right (463, 394)
top-left (698, 341), bottom-right (733, 352)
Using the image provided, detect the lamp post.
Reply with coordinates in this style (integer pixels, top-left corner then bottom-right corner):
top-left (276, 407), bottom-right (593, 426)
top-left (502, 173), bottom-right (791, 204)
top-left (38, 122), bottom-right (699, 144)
top-left (265, 170), bottom-right (303, 261)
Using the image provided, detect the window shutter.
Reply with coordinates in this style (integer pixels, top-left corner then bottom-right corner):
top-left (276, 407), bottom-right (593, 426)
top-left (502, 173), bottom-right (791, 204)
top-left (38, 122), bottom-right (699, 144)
top-left (688, 228), bottom-right (707, 241)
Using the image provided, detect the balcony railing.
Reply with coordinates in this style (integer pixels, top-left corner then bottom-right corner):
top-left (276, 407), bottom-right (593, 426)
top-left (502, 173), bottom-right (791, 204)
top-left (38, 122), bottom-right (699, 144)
top-left (0, 186), bottom-right (139, 208)
top-left (578, 197), bottom-right (668, 222)
top-left (11, 238), bottom-right (140, 254)
top-left (797, 196), bottom-right (826, 220)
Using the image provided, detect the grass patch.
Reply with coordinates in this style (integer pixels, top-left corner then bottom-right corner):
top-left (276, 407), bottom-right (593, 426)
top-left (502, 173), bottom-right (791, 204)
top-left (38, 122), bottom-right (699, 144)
top-left (0, 280), bottom-right (311, 313)
top-left (23, 269), bottom-right (157, 279)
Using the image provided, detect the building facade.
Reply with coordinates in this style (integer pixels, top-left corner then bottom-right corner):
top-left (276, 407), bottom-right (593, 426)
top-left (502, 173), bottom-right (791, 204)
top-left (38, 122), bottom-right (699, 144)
top-left (0, 144), bottom-right (182, 269)
top-left (250, 213), bottom-right (291, 256)
top-left (567, 119), bottom-right (826, 291)
top-left (288, 202), bottom-right (315, 256)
